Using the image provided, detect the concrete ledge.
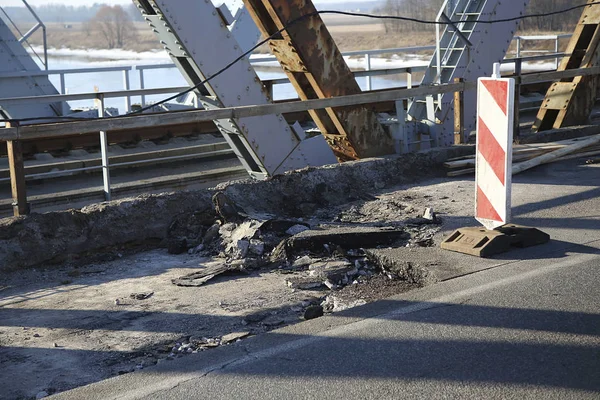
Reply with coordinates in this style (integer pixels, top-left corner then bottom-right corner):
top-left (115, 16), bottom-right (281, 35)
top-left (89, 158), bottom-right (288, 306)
top-left (518, 125), bottom-right (600, 144)
top-left (0, 146), bottom-right (473, 271)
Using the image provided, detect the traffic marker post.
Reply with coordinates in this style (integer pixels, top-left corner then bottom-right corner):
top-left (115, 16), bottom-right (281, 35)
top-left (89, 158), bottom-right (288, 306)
top-left (442, 63), bottom-right (549, 258)
top-left (475, 74), bottom-right (514, 229)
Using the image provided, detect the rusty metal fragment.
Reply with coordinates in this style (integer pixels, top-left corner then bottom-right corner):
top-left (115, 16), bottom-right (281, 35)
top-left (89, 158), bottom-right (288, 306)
top-left (243, 0), bottom-right (394, 161)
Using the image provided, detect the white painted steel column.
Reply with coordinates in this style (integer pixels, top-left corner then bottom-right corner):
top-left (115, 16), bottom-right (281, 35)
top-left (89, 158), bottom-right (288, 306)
top-left (365, 53), bottom-right (372, 91)
top-left (138, 68), bottom-right (146, 107)
top-left (122, 69), bottom-right (131, 113)
top-left (97, 94), bottom-right (111, 201)
top-left (59, 73), bottom-right (66, 115)
top-left (554, 35), bottom-right (560, 70)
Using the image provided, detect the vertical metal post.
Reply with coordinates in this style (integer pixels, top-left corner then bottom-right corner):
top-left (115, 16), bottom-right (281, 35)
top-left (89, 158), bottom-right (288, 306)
top-left (514, 58), bottom-right (522, 138)
top-left (59, 73), bottom-right (67, 115)
top-left (453, 77), bottom-right (464, 145)
top-left (406, 68), bottom-right (412, 89)
top-left (97, 95), bottom-right (112, 201)
top-left (139, 68), bottom-right (146, 107)
top-left (554, 35), bottom-right (560, 70)
top-left (122, 69), bottom-right (131, 113)
top-left (6, 121), bottom-right (29, 216)
top-left (516, 37), bottom-right (521, 59)
top-left (264, 81), bottom-right (274, 101)
top-left (365, 53), bottom-right (372, 91)
top-left (59, 73), bottom-right (66, 94)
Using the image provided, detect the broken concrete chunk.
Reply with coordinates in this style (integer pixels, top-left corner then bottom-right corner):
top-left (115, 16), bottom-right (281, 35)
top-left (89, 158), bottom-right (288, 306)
top-left (172, 262), bottom-right (248, 287)
top-left (129, 292), bottom-right (154, 300)
top-left (308, 261), bottom-right (358, 289)
top-left (322, 295), bottom-right (367, 312)
top-left (203, 223), bottom-right (221, 245)
top-left (285, 276), bottom-right (324, 290)
top-left (286, 224), bottom-right (310, 236)
top-left (221, 331), bottom-right (250, 344)
top-left (304, 305), bottom-right (324, 320)
top-left (229, 220), bottom-right (262, 242)
top-left (323, 280), bottom-right (338, 290)
top-left (423, 207), bottom-right (435, 221)
top-left (248, 239), bottom-right (265, 256)
top-left (271, 226), bottom-right (408, 264)
top-left (292, 255), bottom-right (318, 268)
top-left (212, 192), bottom-right (244, 223)
top-left (227, 239), bottom-right (250, 259)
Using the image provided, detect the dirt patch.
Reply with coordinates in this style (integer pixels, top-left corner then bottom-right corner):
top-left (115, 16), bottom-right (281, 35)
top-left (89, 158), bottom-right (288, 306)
top-left (0, 146), bottom-right (472, 272)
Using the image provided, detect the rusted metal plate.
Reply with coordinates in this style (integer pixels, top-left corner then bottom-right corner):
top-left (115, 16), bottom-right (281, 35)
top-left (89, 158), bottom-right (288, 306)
top-left (581, 3), bottom-right (600, 25)
top-left (541, 82), bottom-right (578, 110)
top-left (533, 0), bottom-right (600, 132)
top-left (269, 40), bottom-right (307, 73)
top-left (440, 225), bottom-right (549, 258)
top-left (243, 0), bottom-right (394, 160)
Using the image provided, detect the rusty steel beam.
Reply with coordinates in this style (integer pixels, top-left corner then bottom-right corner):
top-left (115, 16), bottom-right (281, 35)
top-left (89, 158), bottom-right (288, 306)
top-left (533, 0), bottom-right (600, 132)
top-left (242, 0), bottom-right (394, 161)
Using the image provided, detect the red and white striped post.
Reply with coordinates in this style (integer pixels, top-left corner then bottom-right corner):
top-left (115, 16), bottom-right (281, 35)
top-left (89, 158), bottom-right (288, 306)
top-left (441, 64), bottom-right (549, 257)
top-left (475, 63), bottom-right (515, 230)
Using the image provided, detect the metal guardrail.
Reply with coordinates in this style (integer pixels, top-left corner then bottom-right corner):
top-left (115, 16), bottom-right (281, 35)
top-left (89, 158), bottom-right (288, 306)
top-left (0, 52), bottom-right (565, 110)
top-left (0, 48), bottom-right (568, 115)
top-left (2, 64), bottom-right (598, 216)
top-left (0, 35), bottom-right (571, 113)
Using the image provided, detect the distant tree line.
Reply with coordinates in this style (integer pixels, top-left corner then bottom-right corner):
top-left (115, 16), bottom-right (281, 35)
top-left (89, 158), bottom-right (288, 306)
top-left (1, 4), bottom-right (143, 24)
top-left (374, 0), bottom-right (588, 33)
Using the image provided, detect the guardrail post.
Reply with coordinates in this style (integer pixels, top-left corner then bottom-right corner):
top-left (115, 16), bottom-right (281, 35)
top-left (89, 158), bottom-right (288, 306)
top-left (514, 58), bottom-right (522, 138)
top-left (264, 81), bottom-right (274, 101)
top-left (59, 73), bottom-right (67, 115)
top-left (6, 121), bottom-right (29, 216)
top-left (365, 53), bottom-right (372, 91)
top-left (139, 68), bottom-right (146, 107)
top-left (516, 37), bottom-right (522, 59)
top-left (453, 78), bottom-right (464, 144)
top-left (97, 94), bottom-right (112, 201)
top-left (123, 69), bottom-right (131, 113)
top-left (554, 35), bottom-right (560, 70)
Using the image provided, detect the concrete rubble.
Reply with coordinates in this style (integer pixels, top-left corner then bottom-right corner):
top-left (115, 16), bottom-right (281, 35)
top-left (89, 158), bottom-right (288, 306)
top-left (0, 146), bottom-right (479, 399)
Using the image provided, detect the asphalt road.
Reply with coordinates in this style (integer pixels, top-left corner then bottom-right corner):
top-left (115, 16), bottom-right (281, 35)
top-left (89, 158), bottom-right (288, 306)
top-left (52, 159), bottom-right (600, 400)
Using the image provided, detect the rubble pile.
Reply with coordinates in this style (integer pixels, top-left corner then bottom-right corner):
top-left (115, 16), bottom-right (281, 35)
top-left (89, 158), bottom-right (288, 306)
top-left (167, 191), bottom-right (442, 317)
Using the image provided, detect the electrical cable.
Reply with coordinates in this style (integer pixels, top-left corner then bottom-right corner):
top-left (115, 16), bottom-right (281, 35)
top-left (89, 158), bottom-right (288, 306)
top-left (2, 1), bottom-right (598, 125)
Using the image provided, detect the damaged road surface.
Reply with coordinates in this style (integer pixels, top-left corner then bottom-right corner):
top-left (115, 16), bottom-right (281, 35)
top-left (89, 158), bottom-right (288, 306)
top-left (0, 185), bottom-right (448, 399)
top-left (1, 154), bottom-right (599, 399)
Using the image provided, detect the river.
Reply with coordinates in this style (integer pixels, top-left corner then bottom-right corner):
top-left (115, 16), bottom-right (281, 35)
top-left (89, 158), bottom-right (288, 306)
top-left (41, 49), bottom-right (426, 113)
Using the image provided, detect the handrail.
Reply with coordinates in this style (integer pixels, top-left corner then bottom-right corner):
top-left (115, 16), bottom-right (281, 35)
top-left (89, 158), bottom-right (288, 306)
top-left (0, 52), bottom-right (567, 108)
top-left (3, 66), bottom-right (600, 142)
top-left (0, 65), bottom-right (135, 79)
top-left (0, 67), bottom-right (424, 107)
top-left (0, 86), bottom-right (191, 106)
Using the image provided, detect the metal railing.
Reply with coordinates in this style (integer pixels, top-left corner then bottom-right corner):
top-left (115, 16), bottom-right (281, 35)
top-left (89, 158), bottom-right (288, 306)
top-left (1, 36), bottom-right (567, 115)
top-left (2, 63), bottom-right (598, 216)
top-left (514, 34), bottom-right (572, 70)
